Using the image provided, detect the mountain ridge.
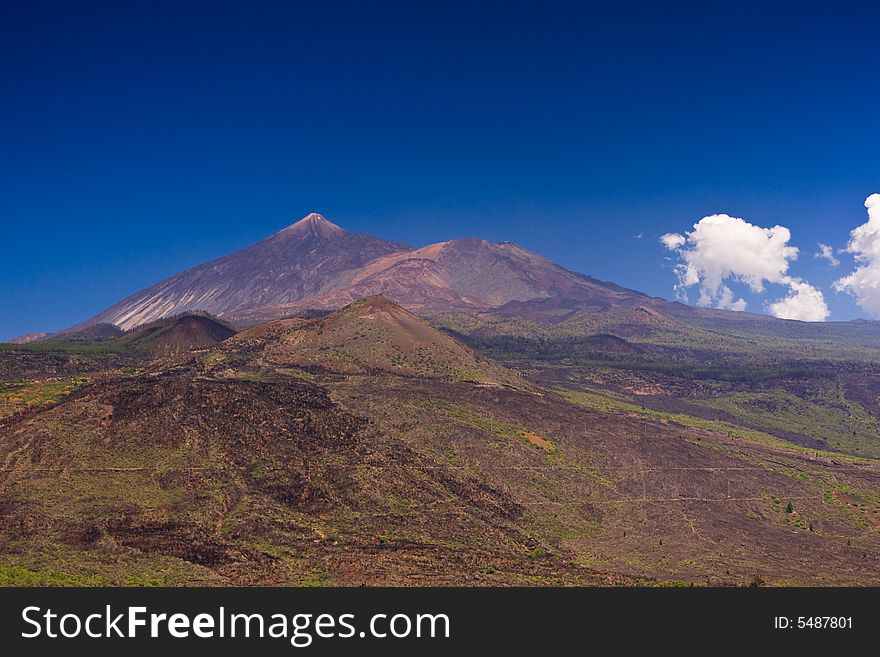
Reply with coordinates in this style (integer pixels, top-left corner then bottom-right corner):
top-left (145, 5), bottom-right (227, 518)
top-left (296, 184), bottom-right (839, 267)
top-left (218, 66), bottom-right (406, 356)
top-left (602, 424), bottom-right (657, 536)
top-left (70, 213), bottom-right (662, 331)
top-left (38, 212), bottom-right (865, 341)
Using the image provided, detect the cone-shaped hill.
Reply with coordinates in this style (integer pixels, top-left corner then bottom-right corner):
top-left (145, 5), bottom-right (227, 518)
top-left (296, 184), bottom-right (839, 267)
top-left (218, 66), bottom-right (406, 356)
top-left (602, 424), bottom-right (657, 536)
top-left (114, 313), bottom-right (236, 357)
top-left (227, 296), bottom-right (523, 387)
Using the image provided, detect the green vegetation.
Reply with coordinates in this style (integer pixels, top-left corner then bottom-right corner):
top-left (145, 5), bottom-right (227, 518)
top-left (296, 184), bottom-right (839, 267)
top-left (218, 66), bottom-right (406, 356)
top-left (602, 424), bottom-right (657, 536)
top-left (0, 377), bottom-right (88, 418)
top-left (0, 341), bottom-right (119, 355)
top-left (434, 301), bottom-right (880, 463)
top-left (558, 387), bottom-right (878, 460)
top-left (0, 564), bottom-right (109, 586)
top-left (695, 383), bottom-right (880, 456)
top-left (0, 550), bottom-right (216, 587)
top-left (433, 307), bottom-right (880, 364)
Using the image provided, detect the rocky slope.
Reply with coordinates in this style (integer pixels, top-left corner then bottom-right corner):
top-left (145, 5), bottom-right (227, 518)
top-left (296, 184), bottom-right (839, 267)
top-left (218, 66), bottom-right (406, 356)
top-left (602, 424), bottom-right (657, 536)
top-left (75, 214), bottom-right (410, 330)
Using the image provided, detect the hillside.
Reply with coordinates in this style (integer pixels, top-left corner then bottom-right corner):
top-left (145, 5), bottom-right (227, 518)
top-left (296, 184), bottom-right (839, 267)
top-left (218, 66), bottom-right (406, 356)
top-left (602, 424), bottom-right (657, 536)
top-left (1, 310), bottom-right (878, 585)
top-left (219, 296), bottom-right (523, 387)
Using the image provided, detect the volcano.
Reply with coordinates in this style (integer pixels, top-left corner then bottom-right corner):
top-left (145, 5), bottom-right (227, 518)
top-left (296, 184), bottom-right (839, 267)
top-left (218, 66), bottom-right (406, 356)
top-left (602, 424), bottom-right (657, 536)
top-left (73, 213), bottom-right (655, 331)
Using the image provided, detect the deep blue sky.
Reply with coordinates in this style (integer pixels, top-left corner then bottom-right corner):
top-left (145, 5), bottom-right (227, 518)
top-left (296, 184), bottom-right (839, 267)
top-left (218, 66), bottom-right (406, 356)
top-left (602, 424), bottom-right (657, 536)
top-left (1, 1), bottom-right (878, 339)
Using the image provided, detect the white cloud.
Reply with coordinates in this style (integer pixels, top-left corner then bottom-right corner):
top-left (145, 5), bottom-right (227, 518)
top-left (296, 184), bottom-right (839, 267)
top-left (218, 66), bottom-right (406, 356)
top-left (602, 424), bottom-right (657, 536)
top-left (814, 243), bottom-right (840, 267)
top-left (768, 280), bottom-right (830, 322)
top-left (661, 213), bottom-right (829, 321)
top-left (834, 194), bottom-right (880, 316)
top-left (660, 232), bottom-right (686, 250)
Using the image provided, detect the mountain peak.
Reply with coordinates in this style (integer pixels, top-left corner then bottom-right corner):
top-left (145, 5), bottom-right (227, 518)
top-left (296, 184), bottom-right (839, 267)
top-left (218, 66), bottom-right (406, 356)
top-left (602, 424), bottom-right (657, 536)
top-left (281, 213), bottom-right (345, 237)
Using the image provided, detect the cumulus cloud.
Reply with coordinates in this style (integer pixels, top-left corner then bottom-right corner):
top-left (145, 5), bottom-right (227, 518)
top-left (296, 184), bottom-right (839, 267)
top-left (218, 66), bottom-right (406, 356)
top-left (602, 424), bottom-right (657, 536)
top-left (815, 243), bottom-right (840, 267)
top-left (834, 194), bottom-right (880, 316)
top-left (768, 279), bottom-right (830, 322)
top-left (661, 213), bottom-right (829, 321)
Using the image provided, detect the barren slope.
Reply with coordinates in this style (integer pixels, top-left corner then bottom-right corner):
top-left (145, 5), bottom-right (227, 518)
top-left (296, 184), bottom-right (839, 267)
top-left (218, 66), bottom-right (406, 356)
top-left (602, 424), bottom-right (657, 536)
top-left (225, 296), bottom-right (523, 387)
top-left (75, 214), bottom-right (410, 330)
